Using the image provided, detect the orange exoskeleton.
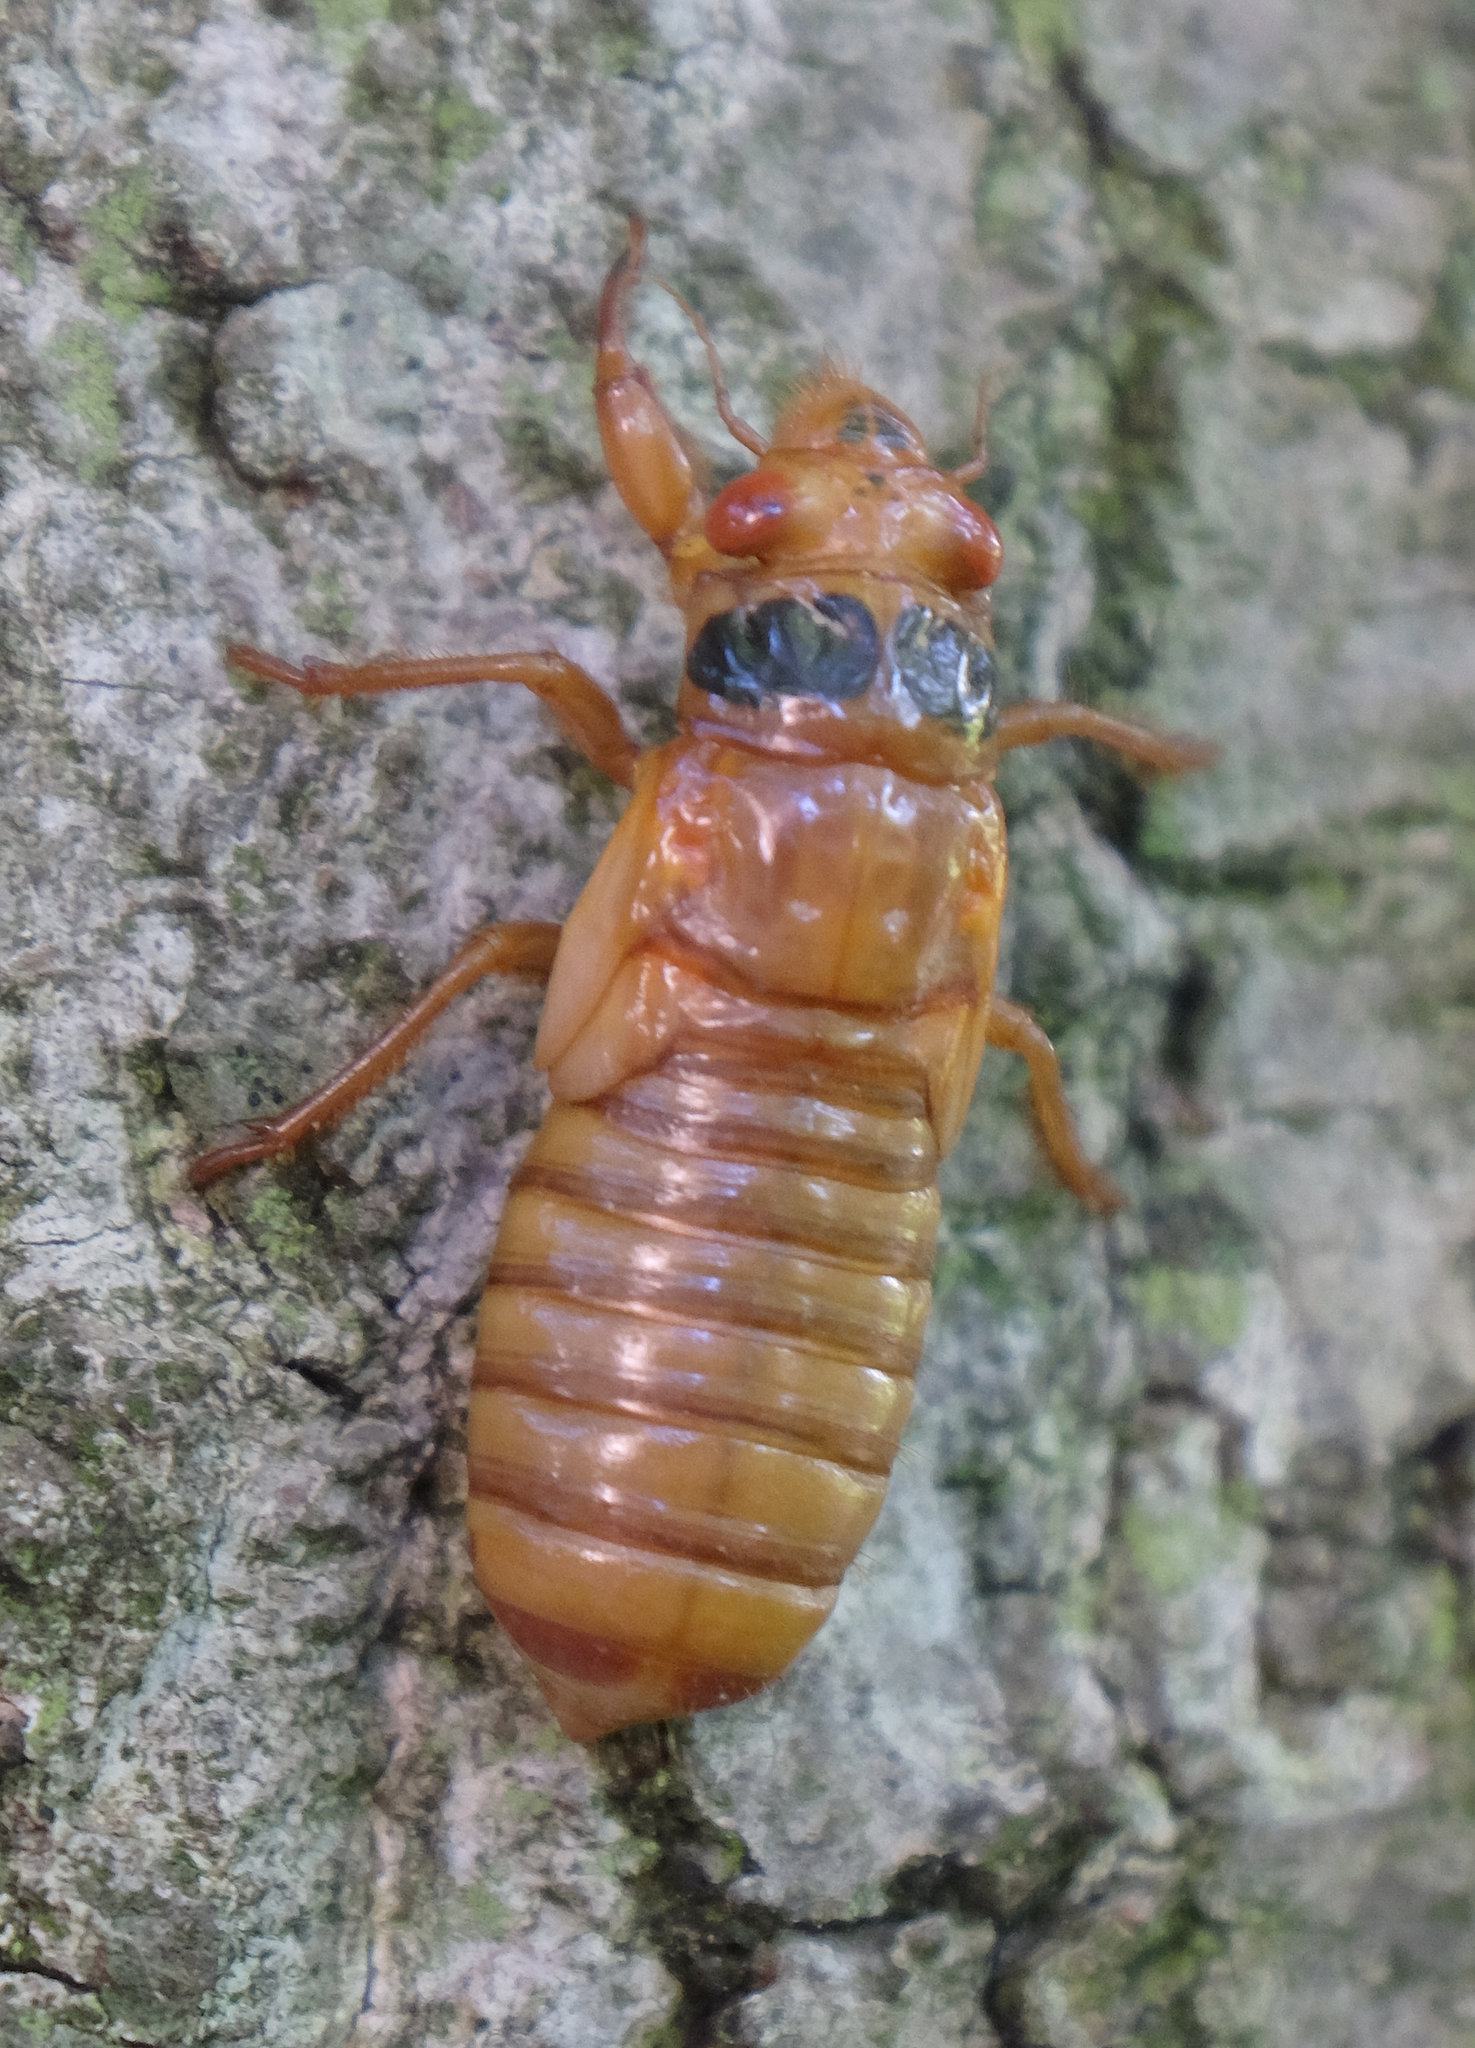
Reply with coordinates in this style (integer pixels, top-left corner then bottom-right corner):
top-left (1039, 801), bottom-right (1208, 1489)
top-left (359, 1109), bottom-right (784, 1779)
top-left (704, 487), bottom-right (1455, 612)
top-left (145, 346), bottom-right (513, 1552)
top-left (191, 220), bottom-right (1214, 1741)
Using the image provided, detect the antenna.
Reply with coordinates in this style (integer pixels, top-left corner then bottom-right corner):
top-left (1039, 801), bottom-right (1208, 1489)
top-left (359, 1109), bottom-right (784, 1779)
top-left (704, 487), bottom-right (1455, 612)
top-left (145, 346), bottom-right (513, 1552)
top-left (654, 276), bottom-right (769, 458)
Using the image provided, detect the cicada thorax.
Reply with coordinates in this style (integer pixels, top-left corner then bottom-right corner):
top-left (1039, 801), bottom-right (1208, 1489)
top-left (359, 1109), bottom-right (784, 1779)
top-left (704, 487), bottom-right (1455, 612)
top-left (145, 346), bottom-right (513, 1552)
top-left (673, 568), bottom-right (999, 784)
top-left (469, 522), bottom-right (1009, 1739)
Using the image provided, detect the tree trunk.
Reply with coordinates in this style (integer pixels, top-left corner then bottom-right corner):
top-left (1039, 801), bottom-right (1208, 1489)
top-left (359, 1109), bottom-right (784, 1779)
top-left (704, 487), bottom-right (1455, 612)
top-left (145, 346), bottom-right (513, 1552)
top-left (2, 0), bottom-right (1474, 2042)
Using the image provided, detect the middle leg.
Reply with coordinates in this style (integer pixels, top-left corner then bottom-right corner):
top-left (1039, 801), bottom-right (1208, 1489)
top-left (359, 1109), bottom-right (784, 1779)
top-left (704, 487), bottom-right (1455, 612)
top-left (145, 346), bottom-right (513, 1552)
top-left (227, 645), bottom-right (640, 789)
top-left (994, 701), bottom-right (1217, 776)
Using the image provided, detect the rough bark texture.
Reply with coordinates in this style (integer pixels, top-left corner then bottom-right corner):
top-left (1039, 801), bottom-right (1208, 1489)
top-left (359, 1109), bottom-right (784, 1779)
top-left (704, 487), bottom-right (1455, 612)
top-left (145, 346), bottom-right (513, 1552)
top-left (2, 1), bottom-right (1474, 2043)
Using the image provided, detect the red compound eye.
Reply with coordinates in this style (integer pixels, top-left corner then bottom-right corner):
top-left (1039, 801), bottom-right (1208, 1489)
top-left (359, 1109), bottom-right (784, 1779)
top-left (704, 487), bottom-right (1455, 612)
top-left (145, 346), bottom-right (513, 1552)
top-left (705, 472), bottom-right (796, 558)
top-left (949, 498), bottom-right (1002, 590)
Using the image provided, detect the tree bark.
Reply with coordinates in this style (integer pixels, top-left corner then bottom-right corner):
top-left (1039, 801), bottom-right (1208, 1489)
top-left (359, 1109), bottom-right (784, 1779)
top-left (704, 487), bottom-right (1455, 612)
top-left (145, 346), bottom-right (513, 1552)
top-left (2, 0), bottom-right (1474, 2042)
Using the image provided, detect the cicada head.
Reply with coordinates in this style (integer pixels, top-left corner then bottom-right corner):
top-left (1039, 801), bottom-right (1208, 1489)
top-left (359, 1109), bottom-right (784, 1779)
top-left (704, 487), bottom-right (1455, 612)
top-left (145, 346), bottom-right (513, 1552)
top-left (703, 368), bottom-right (1002, 598)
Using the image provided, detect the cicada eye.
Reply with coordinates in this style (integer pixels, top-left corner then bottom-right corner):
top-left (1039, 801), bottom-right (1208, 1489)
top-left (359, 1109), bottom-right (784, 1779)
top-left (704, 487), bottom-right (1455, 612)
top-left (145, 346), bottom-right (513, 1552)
top-left (704, 471), bottom-right (796, 558)
top-left (891, 605), bottom-right (995, 737)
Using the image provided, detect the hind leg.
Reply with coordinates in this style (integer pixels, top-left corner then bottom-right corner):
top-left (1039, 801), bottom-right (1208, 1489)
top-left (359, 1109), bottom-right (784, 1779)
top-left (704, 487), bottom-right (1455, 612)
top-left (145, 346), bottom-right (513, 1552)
top-left (986, 996), bottom-right (1124, 1214)
top-left (189, 920), bottom-right (561, 1189)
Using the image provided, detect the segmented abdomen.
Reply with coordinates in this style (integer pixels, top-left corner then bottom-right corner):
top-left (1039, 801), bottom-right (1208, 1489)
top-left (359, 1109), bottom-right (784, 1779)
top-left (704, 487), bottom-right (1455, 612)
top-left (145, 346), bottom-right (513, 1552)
top-left (469, 1048), bottom-right (941, 1741)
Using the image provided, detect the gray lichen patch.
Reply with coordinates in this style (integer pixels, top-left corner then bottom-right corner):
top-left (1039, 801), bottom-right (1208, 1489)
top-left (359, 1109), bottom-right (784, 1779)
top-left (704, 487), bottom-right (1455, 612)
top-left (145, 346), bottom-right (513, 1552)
top-left (334, 1645), bottom-right (675, 2044)
top-left (212, 270), bottom-right (447, 491)
top-left (729, 1916), bottom-right (1001, 2047)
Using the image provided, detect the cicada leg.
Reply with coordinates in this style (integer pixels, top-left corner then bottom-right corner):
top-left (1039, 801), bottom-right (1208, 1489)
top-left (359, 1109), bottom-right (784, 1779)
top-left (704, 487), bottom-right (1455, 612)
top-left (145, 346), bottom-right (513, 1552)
top-left (986, 996), bottom-right (1124, 1214)
top-left (593, 216), bottom-right (755, 555)
top-left (987, 700), bottom-right (1215, 1208)
top-left (225, 645), bottom-right (639, 789)
top-left (994, 701), bottom-right (1217, 776)
top-left (189, 920), bottom-right (561, 1190)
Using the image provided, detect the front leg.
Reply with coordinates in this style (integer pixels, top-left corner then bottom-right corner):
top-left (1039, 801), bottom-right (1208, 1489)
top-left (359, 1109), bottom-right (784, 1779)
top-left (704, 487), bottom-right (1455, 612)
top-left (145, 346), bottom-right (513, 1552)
top-left (593, 219), bottom-right (712, 555)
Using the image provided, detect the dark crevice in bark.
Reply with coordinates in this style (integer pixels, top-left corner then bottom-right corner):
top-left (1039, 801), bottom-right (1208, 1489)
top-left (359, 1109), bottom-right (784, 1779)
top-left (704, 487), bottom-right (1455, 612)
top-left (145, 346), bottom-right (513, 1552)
top-left (194, 332), bottom-right (275, 501)
top-left (0, 148), bottom-right (294, 320)
top-left (975, 1816), bottom-right (1119, 2047)
top-left (0, 163), bottom-right (77, 265)
top-left (146, 223), bottom-right (292, 323)
top-left (0, 1957), bottom-right (162, 2039)
top-left (1024, 44), bottom-right (1230, 881)
top-left (597, 1723), bottom-right (781, 2047)
top-left (777, 1848), bottom-right (1007, 1939)
top-left (1390, 1415), bottom-right (1475, 1675)
top-left (1159, 948), bottom-right (1223, 1091)
top-left (0, 1956), bottom-right (102, 1998)
top-left (165, 305), bottom-right (302, 503)
top-left (1051, 52), bottom-right (1227, 265)
top-left (981, 1807), bottom-right (1227, 2046)
top-left (112, 218), bottom-right (318, 496)
top-left (0, 1552), bottom-right (41, 1608)
top-left (0, 1697), bottom-right (28, 1774)
top-left (277, 1356), bottom-right (365, 1410)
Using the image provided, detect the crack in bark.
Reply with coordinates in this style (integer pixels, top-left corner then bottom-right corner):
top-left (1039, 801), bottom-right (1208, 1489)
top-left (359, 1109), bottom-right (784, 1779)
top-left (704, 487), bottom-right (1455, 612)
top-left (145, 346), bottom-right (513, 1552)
top-left (277, 1356), bottom-right (364, 1410)
top-left (0, 1955), bottom-right (100, 1998)
top-left (1015, 33), bottom-right (1227, 885)
top-left (0, 161), bottom-right (77, 265)
top-left (976, 1822), bottom-right (1147, 2047)
top-left (597, 1723), bottom-right (781, 2047)
top-left (0, 1941), bottom-right (167, 2039)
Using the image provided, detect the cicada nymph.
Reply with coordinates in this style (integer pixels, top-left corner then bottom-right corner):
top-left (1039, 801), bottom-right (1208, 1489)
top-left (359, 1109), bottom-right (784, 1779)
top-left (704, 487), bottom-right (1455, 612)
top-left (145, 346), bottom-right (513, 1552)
top-left (193, 222), bottom-right (1213, 1740)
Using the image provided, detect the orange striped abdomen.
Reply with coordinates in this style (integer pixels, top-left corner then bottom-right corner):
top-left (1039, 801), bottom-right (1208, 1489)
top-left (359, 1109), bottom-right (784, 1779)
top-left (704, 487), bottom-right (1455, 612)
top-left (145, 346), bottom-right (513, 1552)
top-left (470, 1050), bottom-right (940, 1741)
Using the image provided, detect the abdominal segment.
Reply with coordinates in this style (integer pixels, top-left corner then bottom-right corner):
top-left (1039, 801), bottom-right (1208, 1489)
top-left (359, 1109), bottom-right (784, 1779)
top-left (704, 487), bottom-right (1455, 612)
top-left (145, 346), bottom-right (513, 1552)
top-left (470, 1047), bottom-right (940, 1741)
